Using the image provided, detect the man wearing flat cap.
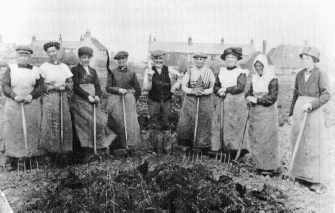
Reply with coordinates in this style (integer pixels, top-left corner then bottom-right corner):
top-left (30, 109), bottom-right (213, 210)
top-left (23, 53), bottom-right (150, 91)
top-left (142, 49), bottom-right (183, 154)
top-left (1, 45), bottom-right (45, 168)
top-left (106, 51), bottom-right (142, 154)
top-left (70, 46), bottom-right (116, 162)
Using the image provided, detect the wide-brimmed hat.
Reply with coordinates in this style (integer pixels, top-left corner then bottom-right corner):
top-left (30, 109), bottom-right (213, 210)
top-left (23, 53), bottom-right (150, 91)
top-left (114, 51), bottom-right (129, 60)
top-left (299, 46), bottom-right (320, 63)
top-left (151, 50), bottom-right (166, 58)
top-left (43, 41), bottom-right (61, 51)
top-left (193, 52), bottom-right (208, 59)
top-left (221, 47), bottom-right (243, 61)
top-left (16, 45), bottom-right (33, 54)
top-left (78, 46), bottom-right (93, 57)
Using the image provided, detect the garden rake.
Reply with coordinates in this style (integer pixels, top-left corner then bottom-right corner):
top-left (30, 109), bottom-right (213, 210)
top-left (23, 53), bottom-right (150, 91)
top-left (185, 96), bottom-right (204, 163)
top-left (230, 106), bottom-right (251, 175)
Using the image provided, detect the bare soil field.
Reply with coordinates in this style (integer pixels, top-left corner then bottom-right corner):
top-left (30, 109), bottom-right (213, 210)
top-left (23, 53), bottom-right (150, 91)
top-left (0, 70), bottom-right (334, 212)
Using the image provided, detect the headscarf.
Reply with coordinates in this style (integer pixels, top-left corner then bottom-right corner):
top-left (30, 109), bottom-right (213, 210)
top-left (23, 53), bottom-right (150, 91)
top-left (252, 54), bottom-right (277, 93)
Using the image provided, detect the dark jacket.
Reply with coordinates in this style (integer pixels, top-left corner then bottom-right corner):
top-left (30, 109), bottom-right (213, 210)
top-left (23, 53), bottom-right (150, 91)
top-left (289, 66), bottom-right (330, 116)
top-left (71, 63), bottom-right (102, 100)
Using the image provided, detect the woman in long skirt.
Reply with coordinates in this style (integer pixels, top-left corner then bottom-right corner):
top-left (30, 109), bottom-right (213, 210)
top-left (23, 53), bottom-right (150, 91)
top-left (39, 42), bottom-right (73, 159)
top-left (1, 46), bottom-right (45, 169)
top-left (70, 47), bottom-right (116, 162)
top-left (177, 53), bottom-right (215, 153)
top-left (245, 54), bottom-right (280, 175)
top-left (288, 46), bottom-right (330, 192)
top-left (213, 47), bottom-right (249, 159)
top-left (106, 51), bottom-right (141, 153)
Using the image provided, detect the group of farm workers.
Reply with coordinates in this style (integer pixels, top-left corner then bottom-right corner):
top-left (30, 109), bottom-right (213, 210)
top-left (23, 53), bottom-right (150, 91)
top-left (0, 42), bottom-right (330, 193)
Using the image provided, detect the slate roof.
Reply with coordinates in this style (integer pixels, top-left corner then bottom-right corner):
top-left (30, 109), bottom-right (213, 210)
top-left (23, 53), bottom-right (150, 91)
top-left (149, 41), bottom-right (254, 56)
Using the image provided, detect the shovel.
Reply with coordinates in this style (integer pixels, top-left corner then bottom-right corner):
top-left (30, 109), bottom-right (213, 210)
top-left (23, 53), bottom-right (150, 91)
top-left (114, 94), bottom-right (131, 158)
top-left (87, 99), bottom-right (103, 162)
top-left (18, 103), bottom-right (28, 174)
top-left (286, 111), bottom-right (308, 176)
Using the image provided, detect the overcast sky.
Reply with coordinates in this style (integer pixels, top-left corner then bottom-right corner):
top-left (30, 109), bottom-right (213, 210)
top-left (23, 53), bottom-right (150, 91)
top-left (0, 0), bottom-right (334, 62)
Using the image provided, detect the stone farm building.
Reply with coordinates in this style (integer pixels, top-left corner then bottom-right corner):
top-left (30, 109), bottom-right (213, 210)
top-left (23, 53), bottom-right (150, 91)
top-left (30, 30), bottom-right (108, 68)
top-left (148, 36), bottom-right (255, 73)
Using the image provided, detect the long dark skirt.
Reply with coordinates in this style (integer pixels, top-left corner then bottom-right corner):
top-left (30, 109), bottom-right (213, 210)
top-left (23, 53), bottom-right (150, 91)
top-left (107, 93), bottom-right (140, 149)
top-left (70, 94), bottom-right (116, 149)
top-left (40, 92), bottom-right (73, 153)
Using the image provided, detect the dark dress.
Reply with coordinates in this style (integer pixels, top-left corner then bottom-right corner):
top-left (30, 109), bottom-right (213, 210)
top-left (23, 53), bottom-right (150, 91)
top-left (70, 64), bottom-right (116, 153)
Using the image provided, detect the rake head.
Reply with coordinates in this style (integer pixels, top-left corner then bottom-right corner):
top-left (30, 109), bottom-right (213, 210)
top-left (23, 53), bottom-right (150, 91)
top-left (230, 160), bottom-right (241, 175)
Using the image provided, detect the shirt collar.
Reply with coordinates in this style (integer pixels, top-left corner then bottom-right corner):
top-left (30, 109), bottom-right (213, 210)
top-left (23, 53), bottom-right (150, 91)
top-left (118, 66), bottom-right (128, 72)
top-left (47, 60), bottom-right (61, 65)
top-left (18, 64), bottom-right (33, 69)
top-left (305, 66), bottom-right (315, 74)
top-left (227, 65), bottom-right (237, 70)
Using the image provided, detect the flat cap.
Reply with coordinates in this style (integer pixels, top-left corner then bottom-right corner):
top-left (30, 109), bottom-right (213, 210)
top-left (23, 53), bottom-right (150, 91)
top-left (299, 46), bottom-right (320, 63)
top-left (16, 45), bottom-right (33, 54)
top-left (151, 50), bottom-right (166, 58)
top-left (193, 52), bottom-right (207, 59)
top-left (78, 46), bottom-right (93, 57)
top-left (221, 47), bottom-right (243, 61)
top-left (114, 51), bottom-right (129, 59)
top-left (43, 41), bottom-right (61, 51)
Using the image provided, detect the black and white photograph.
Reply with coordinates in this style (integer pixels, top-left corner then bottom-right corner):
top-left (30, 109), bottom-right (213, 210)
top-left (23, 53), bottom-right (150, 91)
top-left (0, 0), bottom-right (334, 212)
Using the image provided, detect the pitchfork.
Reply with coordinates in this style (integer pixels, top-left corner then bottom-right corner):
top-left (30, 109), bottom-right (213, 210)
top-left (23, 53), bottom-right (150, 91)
top-left (183, 95), bottom-right (204, 162)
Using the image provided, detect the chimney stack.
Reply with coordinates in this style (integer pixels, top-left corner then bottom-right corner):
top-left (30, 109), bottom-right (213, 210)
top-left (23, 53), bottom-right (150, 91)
top-left (153, 37), bottom-right (156, 42)
top-left (221, 37), bottom-right (224, 44)
top-left (85, 29), bottom-right (91, 38)
top-left (251, 38), bottom-right (254, 45)
top-left (262, 40), bottom-right (267, 54)
top-left (188, 36), bottom-right (192, 45)
top-left (59, 34), bottom-right (62, 43)
top-left (32, 35), bottom-right (36, 43)
top-left (80, 34), bottom-right (84, 41)
top-left (304, 40), bottom-right (309, 46)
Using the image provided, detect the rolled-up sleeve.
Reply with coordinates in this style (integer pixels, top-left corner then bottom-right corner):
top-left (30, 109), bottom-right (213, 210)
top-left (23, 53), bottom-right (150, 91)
top-left (181, 71), bottom-right (193, 94)
top-left (132, 72), bottom-right (142, 101)
top-left (203, 71), bottom-right (215, 95)
top-left (142, 68), bottom-right (152, 92)
top-left (311, 71), bottom-right (330, 110)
